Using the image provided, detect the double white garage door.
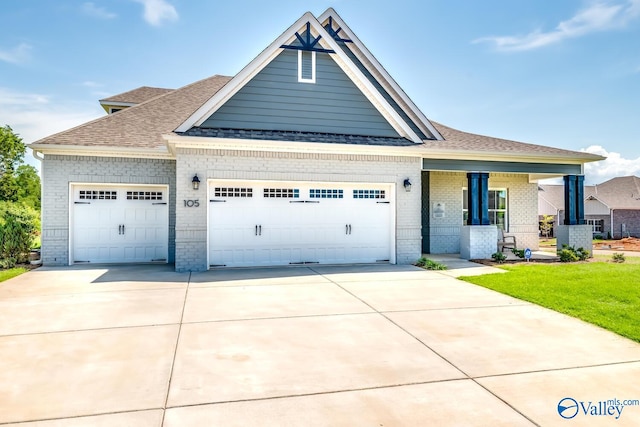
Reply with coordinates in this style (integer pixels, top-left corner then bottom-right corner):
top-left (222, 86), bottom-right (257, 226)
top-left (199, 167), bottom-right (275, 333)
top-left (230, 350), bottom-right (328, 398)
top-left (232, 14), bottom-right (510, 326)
top-left (70, 181), bottom-right (394, 267)
top-left (71, 185), bottom-right (169, 264)
top-left (209, 181), bottom-right (394, 267)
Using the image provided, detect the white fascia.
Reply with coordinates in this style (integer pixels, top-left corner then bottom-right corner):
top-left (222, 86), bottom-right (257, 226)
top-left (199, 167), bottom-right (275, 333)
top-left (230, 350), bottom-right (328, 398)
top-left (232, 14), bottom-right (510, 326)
top-left (29, 144), bottom-right (174, 160)
top-left (175, 13), bottom-right (423, 143)
top-left (98, 101), bottom-right (135, 108)
top-left (318, 8), bottom-right (444, 141)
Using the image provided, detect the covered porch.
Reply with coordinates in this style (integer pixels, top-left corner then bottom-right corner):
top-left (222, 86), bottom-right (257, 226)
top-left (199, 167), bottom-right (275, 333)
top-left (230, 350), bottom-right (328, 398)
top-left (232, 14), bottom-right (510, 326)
top-left (420, 158), bottom-right (591, 259)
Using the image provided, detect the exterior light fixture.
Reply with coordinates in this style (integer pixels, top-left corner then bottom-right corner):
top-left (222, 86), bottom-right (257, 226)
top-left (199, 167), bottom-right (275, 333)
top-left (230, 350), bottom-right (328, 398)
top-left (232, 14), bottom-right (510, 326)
top-left (403, 178), bottom-right (412, 192)
top-left (192, 174), bottom-right (200, 190)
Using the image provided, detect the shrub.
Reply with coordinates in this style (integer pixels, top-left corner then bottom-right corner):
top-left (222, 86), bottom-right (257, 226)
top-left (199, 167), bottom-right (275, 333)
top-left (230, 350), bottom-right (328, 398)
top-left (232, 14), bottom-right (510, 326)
top-left (612, 253), bottom-right (626, 263)
top-left (415, 257), bottom-right (447, 270)
top-left (0, 202), bottom-right (39, 268)
top-left (491, 252), bottom-right (507, 263)
top-left (559, 248), bottom-right (579, 263)
top-left (593, 235), bottom-right (603, 240)
top-left (511, 248), bottom-right (525, 259)
top-left (558, 244), bottom-right (589, 263)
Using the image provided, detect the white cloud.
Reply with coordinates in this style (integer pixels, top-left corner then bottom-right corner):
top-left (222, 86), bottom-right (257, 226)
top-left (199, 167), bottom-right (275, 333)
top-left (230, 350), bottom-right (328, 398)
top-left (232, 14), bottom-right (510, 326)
top-left (582, 145), bottom-right (640, 183)
top-left (0, 88), bottom-right (102, 146)
top-left (82, 2), bottom-right (117, 19)
top-left (0, 43), bottom-right (32, 64)
top-left (132, 0), bottom-right (178, 26)
top-left (474, 0), bottom-right (640, 51)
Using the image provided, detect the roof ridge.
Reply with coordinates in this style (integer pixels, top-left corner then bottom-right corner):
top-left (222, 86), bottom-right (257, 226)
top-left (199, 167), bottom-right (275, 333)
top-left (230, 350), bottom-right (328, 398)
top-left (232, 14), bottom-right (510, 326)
top-left (99, 85), bottom-right (174, 103)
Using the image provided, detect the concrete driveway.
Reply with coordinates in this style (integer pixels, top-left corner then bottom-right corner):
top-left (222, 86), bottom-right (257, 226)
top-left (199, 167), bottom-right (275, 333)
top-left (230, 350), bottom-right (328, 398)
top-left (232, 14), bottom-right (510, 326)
top-left (1, 264), bottom-right (640, 426)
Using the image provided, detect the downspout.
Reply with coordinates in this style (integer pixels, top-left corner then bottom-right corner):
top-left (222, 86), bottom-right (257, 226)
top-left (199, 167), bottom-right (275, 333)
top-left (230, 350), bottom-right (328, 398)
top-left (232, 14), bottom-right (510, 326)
top-left (611, 209), bottom-right (614, 239)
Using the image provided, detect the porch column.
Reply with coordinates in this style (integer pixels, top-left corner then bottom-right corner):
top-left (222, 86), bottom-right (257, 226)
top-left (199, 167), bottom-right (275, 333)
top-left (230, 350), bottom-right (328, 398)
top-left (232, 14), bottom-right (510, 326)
top-left (461, 172), bottom-right (496, 259)
top-left (558, 174), bottom-right (592, 256)
top-left (466, 172), bottom-right (490, 225)
top-left (563, 174), bottom-right (585, 225)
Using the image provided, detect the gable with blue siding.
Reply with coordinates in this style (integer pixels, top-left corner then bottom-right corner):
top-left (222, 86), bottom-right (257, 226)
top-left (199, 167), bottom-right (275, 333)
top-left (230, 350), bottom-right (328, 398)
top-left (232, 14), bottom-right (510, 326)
top-left (333, 38), bottom-right (430, 140)
top-left (200, 49), bottom-right (401, 138)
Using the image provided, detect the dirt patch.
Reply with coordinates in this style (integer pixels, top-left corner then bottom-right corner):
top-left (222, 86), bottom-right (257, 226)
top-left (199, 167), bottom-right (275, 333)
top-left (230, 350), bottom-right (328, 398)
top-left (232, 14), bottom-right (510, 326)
top-left (594, 237), bottom-right (640, 251)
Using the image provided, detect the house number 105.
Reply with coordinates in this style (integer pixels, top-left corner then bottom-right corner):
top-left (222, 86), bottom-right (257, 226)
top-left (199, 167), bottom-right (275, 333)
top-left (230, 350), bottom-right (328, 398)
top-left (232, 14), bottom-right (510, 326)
top-left (183, 199), bottom-right (200, 207)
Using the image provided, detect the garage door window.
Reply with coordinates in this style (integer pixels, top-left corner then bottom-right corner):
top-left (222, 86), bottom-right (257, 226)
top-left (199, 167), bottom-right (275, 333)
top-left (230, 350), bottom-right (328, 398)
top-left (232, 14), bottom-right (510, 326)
top-left (214, 187), bottom-right (253, 197)
top-left (126, 191), bottom-right (163, 200)
top-left (79, 190), bottom-right (117, 200)
top-left (310, 189), bottom-right (343, 199)
top-left (353, 189), bottom-right (385, 199)
top-left (263, 188), bottom-right (300, 198)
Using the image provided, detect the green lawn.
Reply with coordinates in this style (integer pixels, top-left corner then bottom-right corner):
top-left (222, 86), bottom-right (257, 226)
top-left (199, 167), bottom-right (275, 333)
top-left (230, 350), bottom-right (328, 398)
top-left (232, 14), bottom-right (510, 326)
top-left (0, 267), bottom-right (28, 283)
top-left (459, 257), bottom-right (640, 342)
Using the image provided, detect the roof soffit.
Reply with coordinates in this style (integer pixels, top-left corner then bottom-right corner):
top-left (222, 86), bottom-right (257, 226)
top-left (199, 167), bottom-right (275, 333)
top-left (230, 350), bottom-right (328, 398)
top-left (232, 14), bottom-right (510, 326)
top-left (175, 12), bottom-right (423, 143)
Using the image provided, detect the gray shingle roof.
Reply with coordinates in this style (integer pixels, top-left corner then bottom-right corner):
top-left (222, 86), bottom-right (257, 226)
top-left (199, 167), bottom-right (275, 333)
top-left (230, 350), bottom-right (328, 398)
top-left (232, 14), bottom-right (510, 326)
top-left (540, 176), bottom-right (640, 211)
top-left (589, 176), bottom-right (640, 209)
top-left (30, 73), bottom-right (603, 165)
top-left (423, 122), bottom-right (602, 161)
top-left (32, 75), bottom-right (232, 150)
top-left (99, 86), bottom-right (174, 105)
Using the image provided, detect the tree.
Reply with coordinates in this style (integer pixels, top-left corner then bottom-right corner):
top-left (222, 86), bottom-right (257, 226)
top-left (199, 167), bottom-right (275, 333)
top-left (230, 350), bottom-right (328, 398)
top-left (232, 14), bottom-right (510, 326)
top-left (0, 125), bottom-right (26, 202)
top-left (0, 201), bottom-right (39, 268)
top-left (540, 214), bottom-right (555, 239)
top-left (15, 165), bottom-right (41, 210)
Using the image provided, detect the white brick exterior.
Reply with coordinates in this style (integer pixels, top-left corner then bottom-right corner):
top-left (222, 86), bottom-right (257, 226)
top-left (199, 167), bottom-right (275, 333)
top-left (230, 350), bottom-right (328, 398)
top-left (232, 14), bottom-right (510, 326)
top-left (41, 155), bottom-right (176, 265)
top-left (557, 224), bottom-right (593, 256)
top-left (39, 152), bottom-right (548, 269)
top-left (460, 225), bottom-right (498, 259)
top-left (175, 148), bottom-right (423, 272)
top-left (426, 171), bottom-right (539, 255)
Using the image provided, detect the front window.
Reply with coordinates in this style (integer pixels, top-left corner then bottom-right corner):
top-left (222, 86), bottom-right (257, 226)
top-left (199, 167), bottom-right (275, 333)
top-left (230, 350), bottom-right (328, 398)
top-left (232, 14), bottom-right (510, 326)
top-left (586, 219), bottom-right (604, 234)
top-left (462, 189), bottom-right (508, 230)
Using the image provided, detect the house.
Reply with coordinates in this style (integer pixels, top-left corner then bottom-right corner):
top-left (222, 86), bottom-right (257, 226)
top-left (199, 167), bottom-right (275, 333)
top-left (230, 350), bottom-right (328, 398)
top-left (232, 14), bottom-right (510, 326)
top-left (539, 176), bottom-right (640, 239)
top-left (30, 9), bottom-right (602, 271)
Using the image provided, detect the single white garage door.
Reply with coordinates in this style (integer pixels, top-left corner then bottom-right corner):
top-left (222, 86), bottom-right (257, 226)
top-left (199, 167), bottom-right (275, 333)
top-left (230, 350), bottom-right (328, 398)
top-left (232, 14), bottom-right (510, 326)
top-left (71, 185), bottom-right (169, 264)
top-left (209, 181), bottom-right (394, 267)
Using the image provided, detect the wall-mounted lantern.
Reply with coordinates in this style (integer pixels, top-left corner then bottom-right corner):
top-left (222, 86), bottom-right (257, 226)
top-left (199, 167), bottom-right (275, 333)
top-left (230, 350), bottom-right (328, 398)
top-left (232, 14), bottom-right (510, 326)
top-left (403, 178), bottom-right (412, 192)
top-left (192, 174), bottom-right (201, 190)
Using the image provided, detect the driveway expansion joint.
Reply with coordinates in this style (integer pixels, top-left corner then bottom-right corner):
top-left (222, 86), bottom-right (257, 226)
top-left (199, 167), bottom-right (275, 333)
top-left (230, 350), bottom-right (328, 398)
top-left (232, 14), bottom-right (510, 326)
top-left (160, 271), bottom-right (192, 426)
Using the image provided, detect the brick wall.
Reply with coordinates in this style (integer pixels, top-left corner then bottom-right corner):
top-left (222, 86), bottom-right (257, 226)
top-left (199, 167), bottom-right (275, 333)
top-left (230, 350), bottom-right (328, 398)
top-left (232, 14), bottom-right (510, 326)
top-left (613, 210), bottom-right (640, 238)
top-left (175, 148), bottom-right (422, 272)
top-left (460, 225), bottom-right (498, 259)
top-left (427, 171), bottom-right (539, 254)
top-left (41, 155), bottom-right (176, 265)
top-left (557, 224), bottom-right (593, 256)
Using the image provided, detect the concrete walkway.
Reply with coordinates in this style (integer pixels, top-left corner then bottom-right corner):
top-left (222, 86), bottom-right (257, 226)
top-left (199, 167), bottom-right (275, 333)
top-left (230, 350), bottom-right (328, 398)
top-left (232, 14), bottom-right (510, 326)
top-left (1, 263), bottom-right (639, 426)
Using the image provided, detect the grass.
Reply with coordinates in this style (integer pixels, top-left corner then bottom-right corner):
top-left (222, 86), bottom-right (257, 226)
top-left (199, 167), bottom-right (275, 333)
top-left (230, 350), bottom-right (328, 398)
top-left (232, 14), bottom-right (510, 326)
top-left (0, 267), bottom-right (28, 283)
top-left (539, 237), bottom-right (556, 247)
top-left (459, 257), bottom-right (640, 342)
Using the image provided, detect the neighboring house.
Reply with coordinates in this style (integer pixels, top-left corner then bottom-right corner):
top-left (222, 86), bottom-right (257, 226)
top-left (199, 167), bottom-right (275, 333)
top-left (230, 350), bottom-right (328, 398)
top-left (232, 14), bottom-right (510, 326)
top-left (30, 9), bottom-right (602, 271)
top-left (539, 176), bottom-right (640, 238)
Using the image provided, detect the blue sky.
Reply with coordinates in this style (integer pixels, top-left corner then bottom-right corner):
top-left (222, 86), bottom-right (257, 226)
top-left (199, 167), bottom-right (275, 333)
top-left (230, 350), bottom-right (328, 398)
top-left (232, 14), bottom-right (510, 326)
top-left (2, 0), bottom-right (640, 184)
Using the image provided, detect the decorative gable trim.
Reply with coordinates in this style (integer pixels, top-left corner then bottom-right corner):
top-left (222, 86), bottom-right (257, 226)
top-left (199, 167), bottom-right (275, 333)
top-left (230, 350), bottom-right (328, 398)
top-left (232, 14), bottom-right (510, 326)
top-left (318, 8), bottom-right (444, 141)
top-left (175, 12), bottom-right (424, 143)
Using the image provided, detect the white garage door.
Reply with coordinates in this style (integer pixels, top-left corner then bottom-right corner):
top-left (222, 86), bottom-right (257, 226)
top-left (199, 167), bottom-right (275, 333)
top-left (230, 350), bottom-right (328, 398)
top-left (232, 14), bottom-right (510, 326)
top-left (71, 185), bottom-right (169, 264)
top-left (209, 181), bottom-right (394, 267)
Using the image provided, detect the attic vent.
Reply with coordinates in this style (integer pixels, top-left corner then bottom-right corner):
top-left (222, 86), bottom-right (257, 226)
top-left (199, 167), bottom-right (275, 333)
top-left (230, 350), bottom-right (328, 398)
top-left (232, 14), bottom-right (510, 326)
top-left (298, 50), bottom-right (316, 83)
